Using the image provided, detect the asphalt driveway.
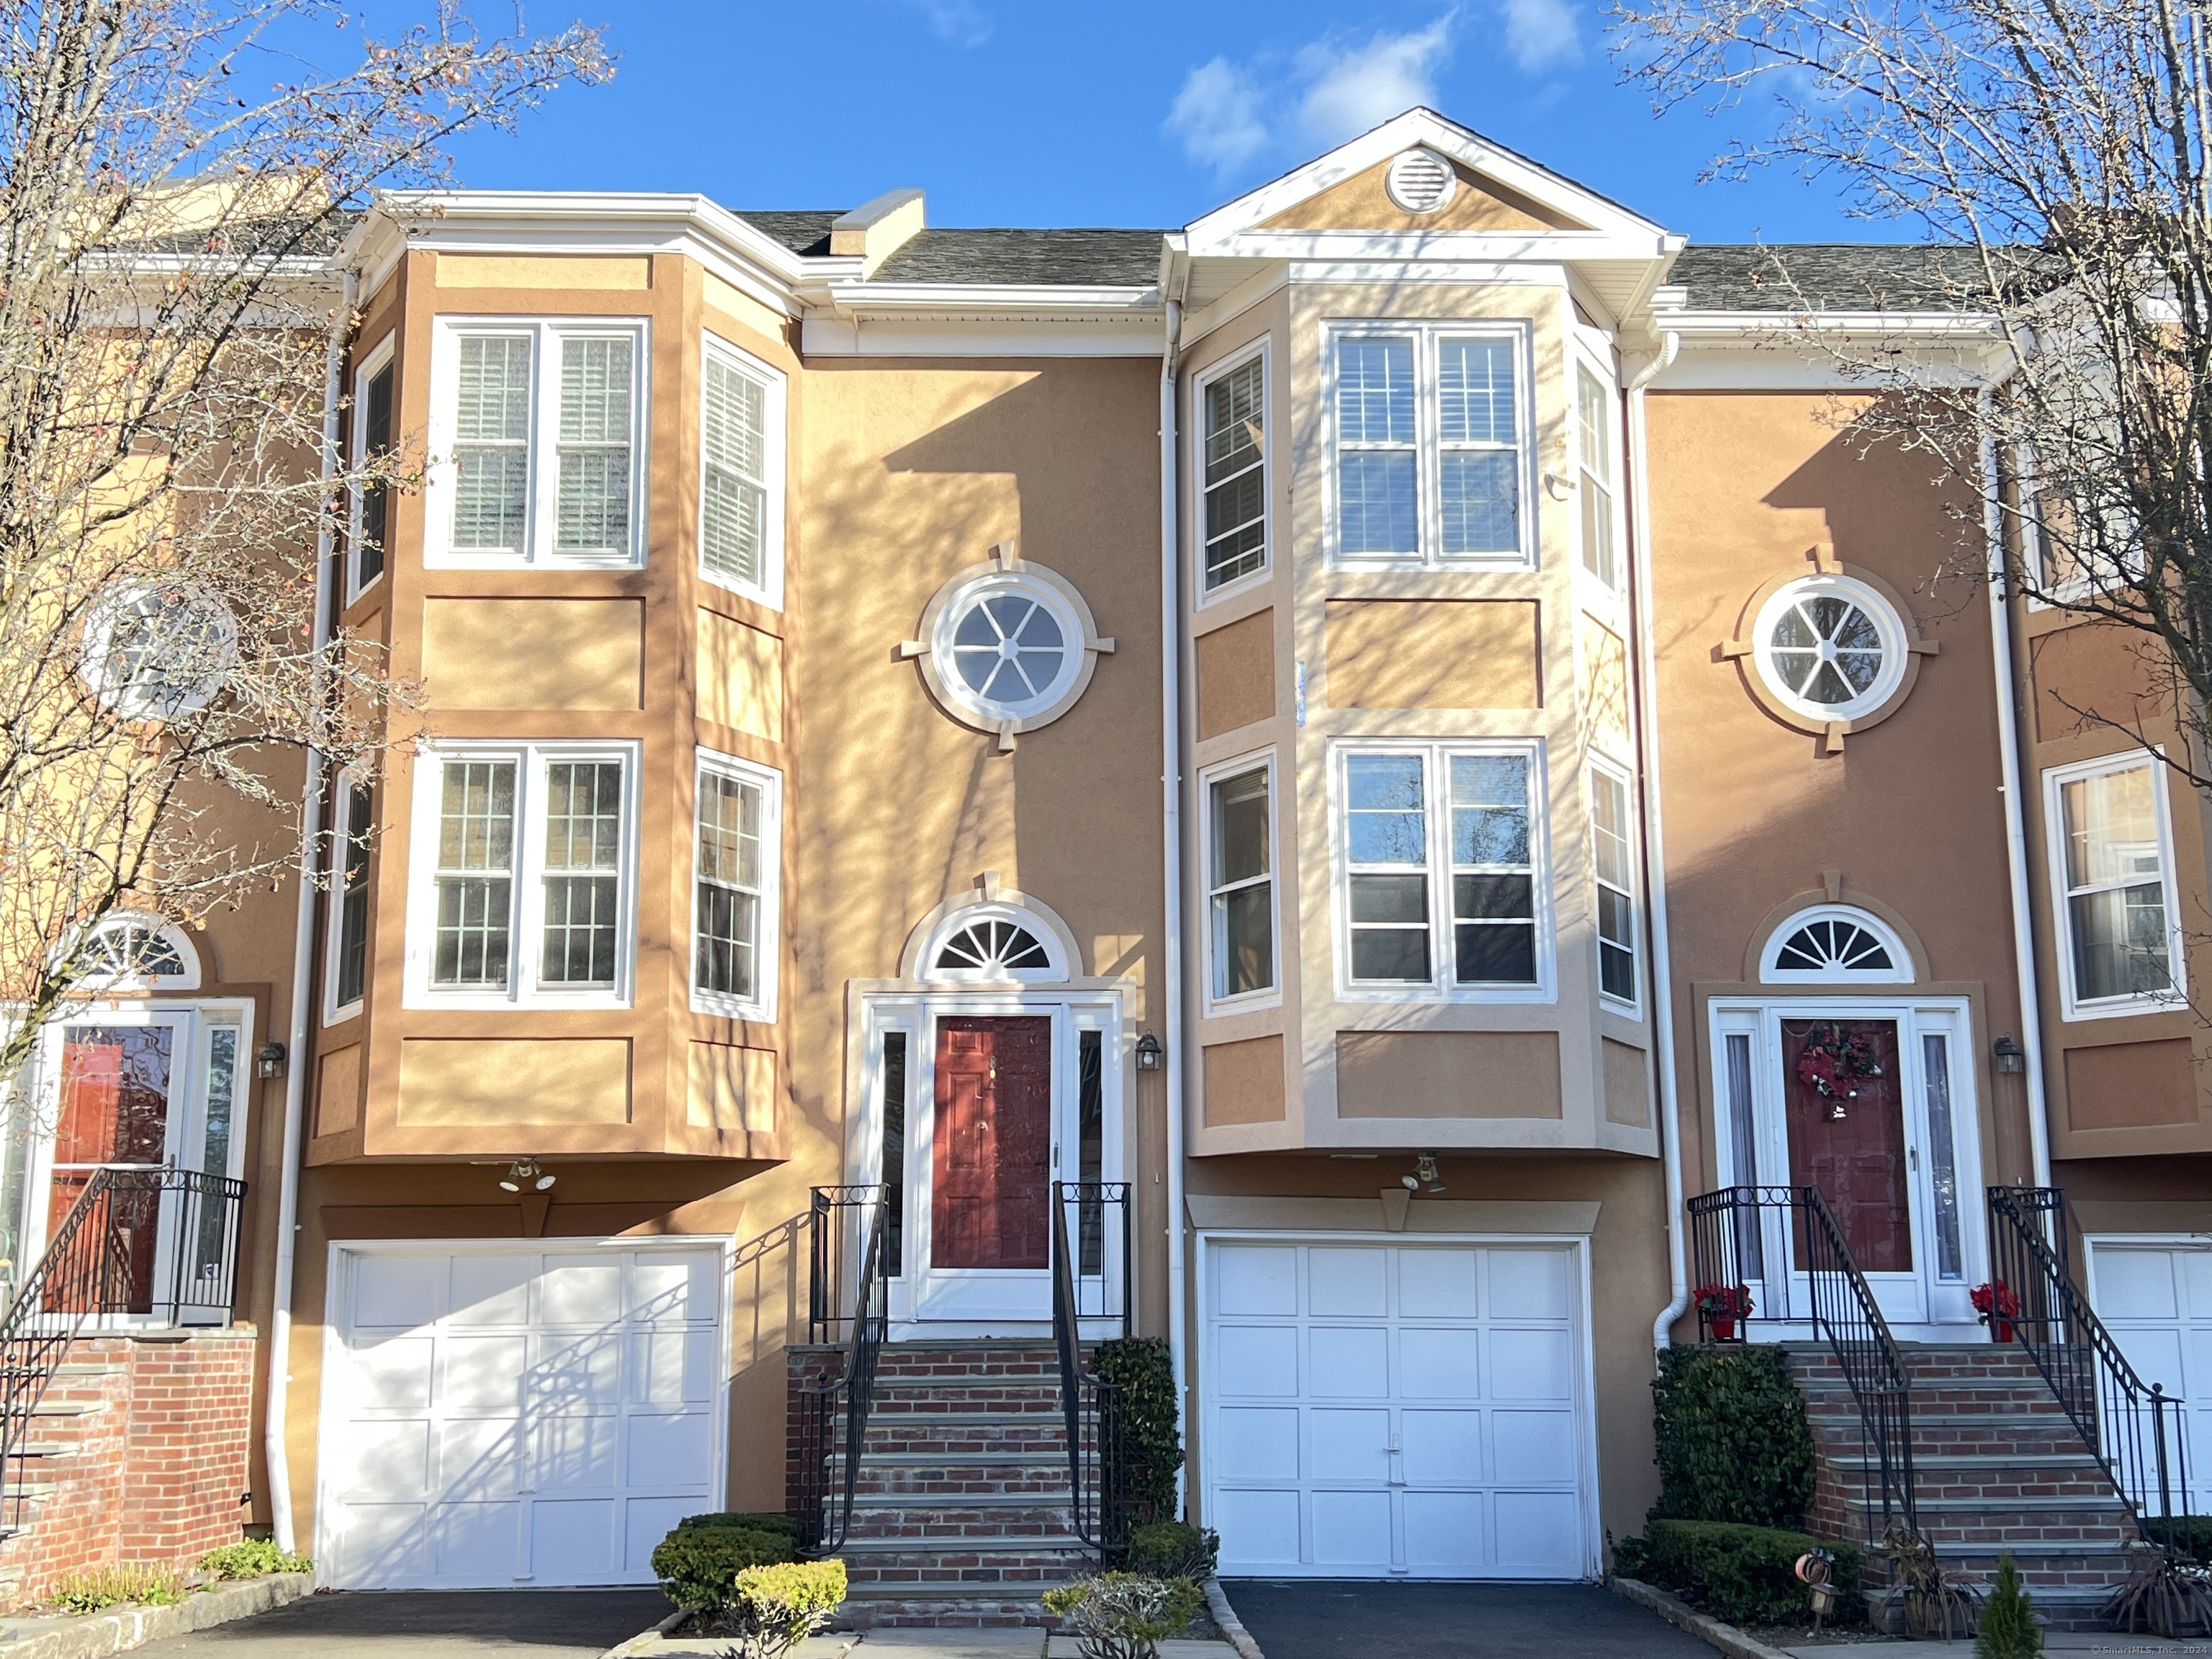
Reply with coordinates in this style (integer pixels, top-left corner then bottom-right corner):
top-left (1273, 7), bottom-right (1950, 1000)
top-left (128, 1588), bottom-right (673, 1657)
top-left (1220, 1580), bottom-right (1716, 1659)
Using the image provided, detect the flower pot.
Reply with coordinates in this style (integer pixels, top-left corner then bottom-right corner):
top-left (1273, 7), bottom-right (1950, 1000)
top-left (1991, 1317), bottom-right (2015, 1344)
top-left (1709, 1317), bottom-right (1736, 1342)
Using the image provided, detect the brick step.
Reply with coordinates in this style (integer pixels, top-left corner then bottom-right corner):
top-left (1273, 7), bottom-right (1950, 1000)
top-left (847, 1506), bottom-right (1078, 1539)
top-left (835, 1539), bottom-right (1095, 1585)
top-left (1799, 1381), bottom-right (2067, 1408)
top-left (834, 1582), bottom-right (1088, 1630)
top-left (846, 1466), bottom-right (1072, 1499)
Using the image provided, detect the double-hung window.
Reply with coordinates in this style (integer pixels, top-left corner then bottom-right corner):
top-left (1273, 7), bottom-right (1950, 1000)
top-left (429, 318), bottom-right (647, 567)
top-left (1207, 760), bottom-right (1274, 1002)
top-left (692, 750), bottom-right (781, 1020)
top-left (325, 775), bottom-right (374, 1020)
top-left (1330, 325), bottom-right (1531, 567)
top-left (1576, 364), bottom-right (1619, 588)
top-left (1200, 350), bottom-right (1266, 592)
top-left (700, 336), bottom-right (786, 606)
top-left (1589, 761), bottom-right (1638, 1007)
top-left (2047, 752), bottom-right (2182, 1016)
top-left (350, 336), bottom-right (395, 597)
top-left (408, 741), bottom-right (639, 1007)
top-left (1339, 741), bottom-right (1549, 997)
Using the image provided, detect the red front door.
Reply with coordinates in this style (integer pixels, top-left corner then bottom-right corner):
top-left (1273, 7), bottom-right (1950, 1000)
top-left (1781, 1019), bottom-right (1911, 1273)
top-left (932, 1016), bottom-right (1052, 1271)
top-left (48, 1025), bottom-right (174, 1310)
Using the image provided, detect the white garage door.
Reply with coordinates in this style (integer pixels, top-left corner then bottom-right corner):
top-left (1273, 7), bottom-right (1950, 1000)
top-left (2088, 1239), bottom-right (2212, 1514)
top-left (320, 1244), bottom-right (724, 1588)
top-left (1201, 1238), bottom-right (1591, 1579)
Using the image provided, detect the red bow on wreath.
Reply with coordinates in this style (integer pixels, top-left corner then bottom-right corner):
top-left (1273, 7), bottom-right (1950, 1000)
top-left (1796, 1022), bottom-right (1882, 1120)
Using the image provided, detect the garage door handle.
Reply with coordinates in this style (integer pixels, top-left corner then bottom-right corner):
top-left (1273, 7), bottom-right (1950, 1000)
top-left (1388, 1447), bottom-right (1405, 1487)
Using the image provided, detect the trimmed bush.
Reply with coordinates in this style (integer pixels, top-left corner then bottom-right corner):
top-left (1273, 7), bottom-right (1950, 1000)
top-left (711, 1560), bottom-right (847, 1659)
top-left (1044, 1572), bottom-right (1205, 1659)
top-left (649, 1519), bottom-right (800, 1616)
top-left (670, 1511), bottom-right (801, 1543)
top-left (1126, 1520), bottom-right (1218, 1581)
top-left (1094, 1338), bottom-right (1182, 1527)
top-left (1651, 1345), bottom-right (1816, 1528)
top-left (1619, 1519), bottom-right (1861, 1627)
top-left (198, 1540), bottom-right (313, 1578)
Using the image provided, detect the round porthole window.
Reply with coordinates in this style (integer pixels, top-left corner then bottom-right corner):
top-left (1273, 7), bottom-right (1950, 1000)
top-left (904, 547), bottom-right (1114, 749)
top-left (1752, 575), bottom-right (1908, 723)
top-left (80, 580), bottom-right (238, 721)
top-left (1385, 148), bottom-right (1457, 214)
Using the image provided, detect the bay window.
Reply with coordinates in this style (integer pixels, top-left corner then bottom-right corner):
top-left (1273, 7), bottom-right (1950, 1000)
top-left (700, 335), bottom-right (786, 606)
top-left (1207, 760), bottom-right (1275, 1002)
top-left (1200, 349), bottom-right (1267, 592)
top-left (692, 750), bottom-right (781, 1020)
top-left (325, 775), bottom-right (374, 1021)
top-left (1576, 364), bottom-right (1619, 588)
top-left (1590, 761), bottom-right (1638, 1007)
top-left (2047, 752), bottom-right (2182, 1016)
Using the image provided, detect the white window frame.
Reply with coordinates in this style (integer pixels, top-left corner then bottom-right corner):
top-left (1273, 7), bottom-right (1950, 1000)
top-left (403, 739), bottom-right (642, 1010)
top-left (689, 747), bottom-right (781, 1022)
top-left (698, 333), bottom-right (787, 610)
top-left (347, 332), bottom-right (397, 602)
top-left (323, 771), bottom-right (375, 1025)
top-left (423, 315), bottom-right (650, 570)
top-left (1573, 356), bottom-right (1624, 593)
top-left (1328, 737), bottom-right (1555, 1004)
top-left (1322, 320), bottom-right (1537, 572)
top-left (2044, 749), bottom-right (2185, 1021)
top-left (1588, 756), bottom-right (1640, 1015)
top-left (1192, 338), bottom-right (1270, 605)
top-left (1200, 749), bottom-right (1280, 1013)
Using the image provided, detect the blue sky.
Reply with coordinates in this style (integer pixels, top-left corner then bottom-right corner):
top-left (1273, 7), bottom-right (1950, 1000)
top-left (364, 1), bottom-right (1900, 244)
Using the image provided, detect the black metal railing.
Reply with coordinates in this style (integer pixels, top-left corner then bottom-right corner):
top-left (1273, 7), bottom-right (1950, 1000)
top-left (1686, 1184), bottom-right (1918, 1539)
top-left (797, 1185), bottom-right (890, 1554)
top-left (1054, 1181), bottom-right (1133, 1337)
top-left (1051, 1179), bottom-right (1128, 1560)
top-left (1987, 1185), bottom-right (2195, 1554)
top-left (0, 1166), bottom-right (246, 1534)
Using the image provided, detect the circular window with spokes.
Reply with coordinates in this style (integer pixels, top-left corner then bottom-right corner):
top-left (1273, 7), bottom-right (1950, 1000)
top-left (1752, 575), bottom-right (1909, 723)
top-left (907, 549), bottom-right (1113, 748)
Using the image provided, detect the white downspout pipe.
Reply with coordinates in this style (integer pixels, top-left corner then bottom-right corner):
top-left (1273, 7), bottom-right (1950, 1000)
top-left (1628, 333), bottom-right (1691, 1352)
top-left (1980, 385), bottom-right (2053, 1186)
top-left (265, 264), bottom-right (355, 1553)
top-left (1158, 293), bottom-right (1189, 1512)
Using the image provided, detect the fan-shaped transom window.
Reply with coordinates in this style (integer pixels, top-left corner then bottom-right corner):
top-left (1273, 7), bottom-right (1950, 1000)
top-left (1760, 906), bottom-right (1912, 984)
top-left (921, 904), bottom-right (1070, 983)
top-left (1753, 575), bottom-right (1908, 723)
top-left (72, 915), bottom-right (200, 990)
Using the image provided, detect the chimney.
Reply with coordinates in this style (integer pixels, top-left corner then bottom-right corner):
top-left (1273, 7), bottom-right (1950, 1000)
top-left (830, 189), bottom-right (925, 279)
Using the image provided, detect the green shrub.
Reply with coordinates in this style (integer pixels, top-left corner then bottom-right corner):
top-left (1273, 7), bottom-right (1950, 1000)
top-left (197, 1540), bottom-right (313, 1579)
top-left (1619, 1519), bottom-right (1861, 1627)
top-left (53, 1563), bottom-right (189, 1614)
top-left (1126, 1520), bottom-right (1218, 1581)
top-left (1044, 1572), bottom-right (1204, 1659)
top-left (1977, 1553), bottom-right (2041, 1658)
top-left (709, 1560), bottom-right (846, 1659)
top-left (649, 1520), bottom-right (799, 1615)
top-left (1651, 1345), bottom-right (1816, 1528)
top-left (671, 1511), bottom-right (801, 1542)
top-left (1094, 1338), bottom-right (1181, 1528)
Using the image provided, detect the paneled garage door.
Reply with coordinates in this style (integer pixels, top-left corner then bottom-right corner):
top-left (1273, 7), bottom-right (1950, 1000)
top-left (1201, 1238), bottom-right (1592, 1579)
top-left (2088, 1239), bottom-right (2212, 1514)
top-left (319, 1244), bottom-right (724, 1588)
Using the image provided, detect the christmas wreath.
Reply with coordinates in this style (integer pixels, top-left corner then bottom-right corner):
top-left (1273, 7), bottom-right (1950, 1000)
top-left (1795, 1022), bottom-right (1883, 1102)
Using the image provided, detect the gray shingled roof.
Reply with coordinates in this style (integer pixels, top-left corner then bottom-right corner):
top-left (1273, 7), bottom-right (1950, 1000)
top-left (731, 211), bottom-right (838, 258)
top-left (1673, 243), bottom-right (1999, 311)
top-left (873, 229), bottom-right (1164, 287)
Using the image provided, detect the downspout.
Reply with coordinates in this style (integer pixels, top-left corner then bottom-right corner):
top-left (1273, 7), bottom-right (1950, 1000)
top-left (265, 262), bottom-right (355, 1553)
top-left (1980, 382), bottom-right (2053, 1187)
top-left (1158, 289), bottom-right (1189, 1512)
top-left (1627, 331), bottom-right (1691, 1352)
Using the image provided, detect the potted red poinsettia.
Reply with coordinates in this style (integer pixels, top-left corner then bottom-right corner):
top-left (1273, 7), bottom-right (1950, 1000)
top-left (1695, 1282), bottom-right (1754, 1341)
top-left (1972, 1280), bottom-right (2023, 1343)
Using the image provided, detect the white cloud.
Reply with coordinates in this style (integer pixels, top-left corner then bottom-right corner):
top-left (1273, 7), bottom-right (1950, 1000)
top-left (1166, 57), bottom-right (1272, 176)
top-left (1501, 0), bottom-right (1583, 73)
top-left (904, 0), bottom-right (989, 47)
top-left (1294, 16), bottom-right (1458, 147)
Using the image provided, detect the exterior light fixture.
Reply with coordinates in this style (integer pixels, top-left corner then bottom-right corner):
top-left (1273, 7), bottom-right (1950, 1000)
top-left (499, 1158), bottom-right (555, 1194)
top-left (1992, 1036), bottom-right (2026, 1075)
top-left (1134, 1032), bottom-right (1164, 1072)
top-left (255, 1041), bottom-right (286, 1080)
top-left (1416, 1152), bottom-right (1444, 1194)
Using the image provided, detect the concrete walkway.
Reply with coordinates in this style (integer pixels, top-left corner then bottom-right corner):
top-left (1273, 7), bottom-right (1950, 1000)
top-left (1220, 1580), bottom-right (1714, 1658)
top-left (127, 1589), bottom-right (673, 1657)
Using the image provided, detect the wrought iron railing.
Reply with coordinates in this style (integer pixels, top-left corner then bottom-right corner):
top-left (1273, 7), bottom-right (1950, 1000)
top-left (1987, 1185), bottom-right (2195, 1554)
top-left (1052, 1179), bottom-right (1129, 1560)
top-left (1055, 1181), bottom-right (1133, 1337)
top-left (1686, 1184), bottom-right (1918, 1539)
top-left (796, 1184), bottom-right (889, 1554)
top-left (0, 1166), bottom-right (246, 1534)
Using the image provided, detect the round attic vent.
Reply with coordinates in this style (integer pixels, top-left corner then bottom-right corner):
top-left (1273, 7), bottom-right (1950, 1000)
top-left (1385, 148), bottom-right (1457, 213)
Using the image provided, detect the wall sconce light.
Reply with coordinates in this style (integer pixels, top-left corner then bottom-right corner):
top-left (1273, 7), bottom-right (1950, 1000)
top-left (1415, 1152), bottom-right (1444, 1194)
top-left (255, 1042), bottom-right (286, 1081)
top-left (499, 1158), bottom-right (555, 1193)
top-left (1134, 1032), bottom-right (1164, 1071)
top-left (1993, 1036), bottom-right (2026, 1075)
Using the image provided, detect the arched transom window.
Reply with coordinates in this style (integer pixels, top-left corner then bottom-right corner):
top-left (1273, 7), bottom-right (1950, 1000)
top-left (72, 914), bottom-right (201, 991)
top-left (921, 903), bottom-right (1071, 984)
top-left (1760, 905), bottom-right (1912, 984)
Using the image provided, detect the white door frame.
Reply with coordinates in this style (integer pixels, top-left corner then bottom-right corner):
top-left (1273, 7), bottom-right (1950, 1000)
top-left (850, 989), bottom-right (1128, 1334)
top-left (1192, 1229), bottom-right (1603, 1581)
top-left (313, 1235), bottom-right (733, 1591)
top-left (1709, 995), bottom-right (1987, 1334)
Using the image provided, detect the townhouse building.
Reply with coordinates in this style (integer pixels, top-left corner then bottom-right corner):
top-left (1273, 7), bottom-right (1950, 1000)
top-left (4, 107), bottom-right (2205, 1624)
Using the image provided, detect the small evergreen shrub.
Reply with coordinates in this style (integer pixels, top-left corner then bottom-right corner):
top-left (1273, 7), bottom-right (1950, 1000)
top-left (1044, 1572), bottom-right (1204, 1659)
top-left (649, 1518), bottom-right (799, 1615)
top-left (670, 1511), bottom-right (801, 1543)
top-left (1094, 1338), bottom-right (1182, 1527)
top-left (53, 1564), bottom-right (189, 1614)
top-left (1651, 1345), bottom-right (1816, 1527)
top-left (1977, 1554), bottom-right (2042, 1658)
top-left (1619, 1519), bottom-right (1861, 1626)
top-left (198, 1540), bottom-right (312, 1578)
top-left (1126, 1520), bottom-right (1218, 1581)
top-left (709, 1560), bottom-right (846, 1659)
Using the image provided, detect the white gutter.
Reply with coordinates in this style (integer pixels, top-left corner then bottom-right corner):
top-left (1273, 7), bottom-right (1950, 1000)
top-left (1979, 385), bottom-right (2053, 1186)
top-left (264, 264), bottom-right (354, 1552)
top-left (1628, 332), bottom-right (1691, 1352)
top-left (1157, 290), bottom-right (1189, 1513)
